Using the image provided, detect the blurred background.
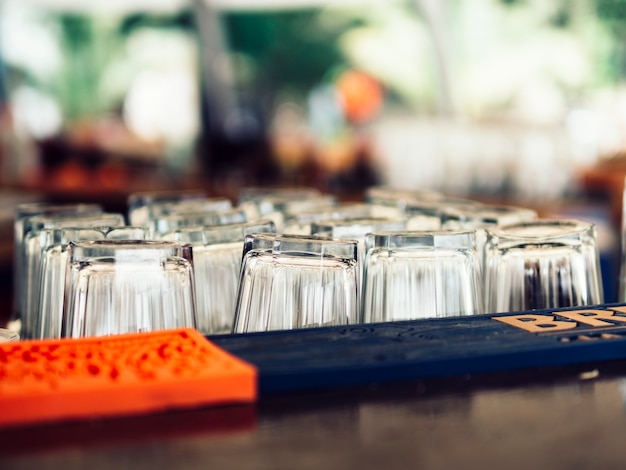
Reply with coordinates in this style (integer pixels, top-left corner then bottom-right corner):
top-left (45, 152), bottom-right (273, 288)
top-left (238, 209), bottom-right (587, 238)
top-left (3, 0), bottom-right (626, 304)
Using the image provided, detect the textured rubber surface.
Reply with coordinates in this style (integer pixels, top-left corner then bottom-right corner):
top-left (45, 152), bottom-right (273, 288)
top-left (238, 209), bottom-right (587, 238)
top-left (212, 303), bottom-right (626, 393)
top-left (0, 328), bottom-right (257, 428)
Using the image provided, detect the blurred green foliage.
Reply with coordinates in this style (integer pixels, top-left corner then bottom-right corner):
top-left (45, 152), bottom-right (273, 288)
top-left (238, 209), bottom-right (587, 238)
top-left (223, 10), bottom-right (359, 99)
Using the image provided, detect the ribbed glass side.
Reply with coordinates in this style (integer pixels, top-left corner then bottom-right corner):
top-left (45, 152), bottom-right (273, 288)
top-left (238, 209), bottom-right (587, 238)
top-left (233, 252), bottom-right (359, 333)
top-left (64, 258), bottom-right (196, 338)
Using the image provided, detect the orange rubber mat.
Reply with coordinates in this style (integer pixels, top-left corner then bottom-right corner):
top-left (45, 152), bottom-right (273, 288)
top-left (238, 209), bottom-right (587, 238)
top-left (0, 329), bottom-right (257, 428)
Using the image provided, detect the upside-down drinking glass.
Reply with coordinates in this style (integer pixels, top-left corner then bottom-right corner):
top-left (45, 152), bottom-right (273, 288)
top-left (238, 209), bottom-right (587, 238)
top-left (62, 240), bottom-right (197, 338)
top-left (232, 234), bottom-right (360, 333)
top-left (484, 219), bottom-right (604, 313)
top-left (362, 230), bottom-right (484, 323)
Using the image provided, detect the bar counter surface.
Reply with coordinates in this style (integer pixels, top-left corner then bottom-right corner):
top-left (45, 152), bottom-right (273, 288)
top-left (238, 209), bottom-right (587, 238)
top-left (0, 361), bottom-right (626, 470)
top-left (3, 350), bottom-right (626, 468)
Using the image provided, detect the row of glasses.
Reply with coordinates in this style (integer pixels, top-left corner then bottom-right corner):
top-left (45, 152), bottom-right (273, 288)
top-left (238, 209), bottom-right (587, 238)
top-left (14, 194), bottom-right (217, 340)
top-left (282, 203), bottom-right (405, 235)
top-left (369, 187), bottom-right (603, 312)
top-left (13, 185), bottom-right (607, 340)
top-left (134, 191), bottom-right (286, 336)
top-left (232, 186), bottom-right (605, 333)
top-left (13, 203), bottom-right (103, 323)
top-left (127, 189), bottom-right (210, 226)
top-left (239, 192), bottom-right (337, 232)
top-left (21, 212), bottom-right (126, 338)
top-left (163, 219), bottom-right (276, 335)
top-left (231, 188), bottom-right (418, 332)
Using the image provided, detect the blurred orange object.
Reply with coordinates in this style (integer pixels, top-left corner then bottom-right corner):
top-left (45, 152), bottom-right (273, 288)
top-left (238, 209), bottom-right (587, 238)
top-left (0, 329), bottom-right (257, 428)
top-left (51, 160), bottom-right (91, 190)
top-left (336, 70), bottom-right (383, 124)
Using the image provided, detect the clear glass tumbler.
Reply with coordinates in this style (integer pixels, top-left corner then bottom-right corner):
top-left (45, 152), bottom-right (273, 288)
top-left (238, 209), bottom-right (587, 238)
top-left (63, 240), bottom-right (197, 338)
top-left (232, 234), bottom-right (360, 333)
top-left (362, 230), bottom-right (484, 323)
top-left (484, 219), bottom-right (604, 313)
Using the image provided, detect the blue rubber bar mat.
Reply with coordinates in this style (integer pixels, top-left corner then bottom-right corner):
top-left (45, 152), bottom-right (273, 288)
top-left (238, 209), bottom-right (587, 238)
top-left (209, 303), bottom-right (626, 393)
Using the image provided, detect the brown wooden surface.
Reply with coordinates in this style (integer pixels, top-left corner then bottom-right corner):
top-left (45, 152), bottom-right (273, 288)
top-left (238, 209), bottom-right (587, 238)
top-left (3, 360), bottom-right (626, 469)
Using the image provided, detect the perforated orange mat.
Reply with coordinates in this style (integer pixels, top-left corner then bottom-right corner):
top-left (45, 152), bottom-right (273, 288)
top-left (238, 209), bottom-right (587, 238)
top-left (0, 329), bottom-right (257, 428)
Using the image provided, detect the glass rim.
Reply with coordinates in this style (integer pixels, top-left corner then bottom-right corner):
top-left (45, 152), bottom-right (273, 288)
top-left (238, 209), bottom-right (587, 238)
top-left (237, 185), bottom-right (321, 202)
top-left (127, 189), bottom-right (207, 206)
top-left (365, 185), bottom-right (442, 201)
top-left (442, 204), bottom-right (538, 225)
top-left (486, 218), bottom-right (594, 241)
top-left (366, 229), bottom-right (477, 250)
top-left (70, 239), bottom-right (186, 249)
top-left (16, 202), bottom-right (102, 217)
top-left (166, 219), bottom-right (276, 245)
top-left (244, 232), bottom-right (359, 258)
top-left (246, 232), bottom-right (359, 244)
top-left (68, 239), bottom-right (193, 263)
top-left (154, 208), bottom-right (246, 221)
top-left (24, 213), bottom-right (126, 235)
top-left (149, 198), bottom-right (233, 214)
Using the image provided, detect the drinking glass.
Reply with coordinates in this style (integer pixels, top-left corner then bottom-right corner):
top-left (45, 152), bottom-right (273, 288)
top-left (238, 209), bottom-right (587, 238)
top-left (63, 240), bottom-right (197, 338)
top-left (311, 217), bottom-right (408, 242)
top-left (362, 230), bottom-right (483, 323)
top-left (143, 198), bottom-right (234, 231)
top-left (441, 204), bottom-right (538, 230)
top-left (365, 186), bottom-right (443, 209)
top-left (37, 227), bottom-right (148, 339)
top-left (404, 197), bottom-right (482, 220)
top-left (239, 193), bottom-right (337, 232)
top-left (232, 234), bottom-right (360, 333)
top-left (21, 213), bottom-right (126, 339)
top-left (484, 219), bottom-right (604, 313)
top-left (152, 208), bottom-right (247, 238)
top-left (164, 220), bottom-right (276, 335)
top-left (127, 190), bottom-right (208, 226)
top-left (13, 203), bottom-right (102, 321)
top-left (283, 203), bottom-right (404, 235)
top-left (238, 186), bottom-right (321, 203)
